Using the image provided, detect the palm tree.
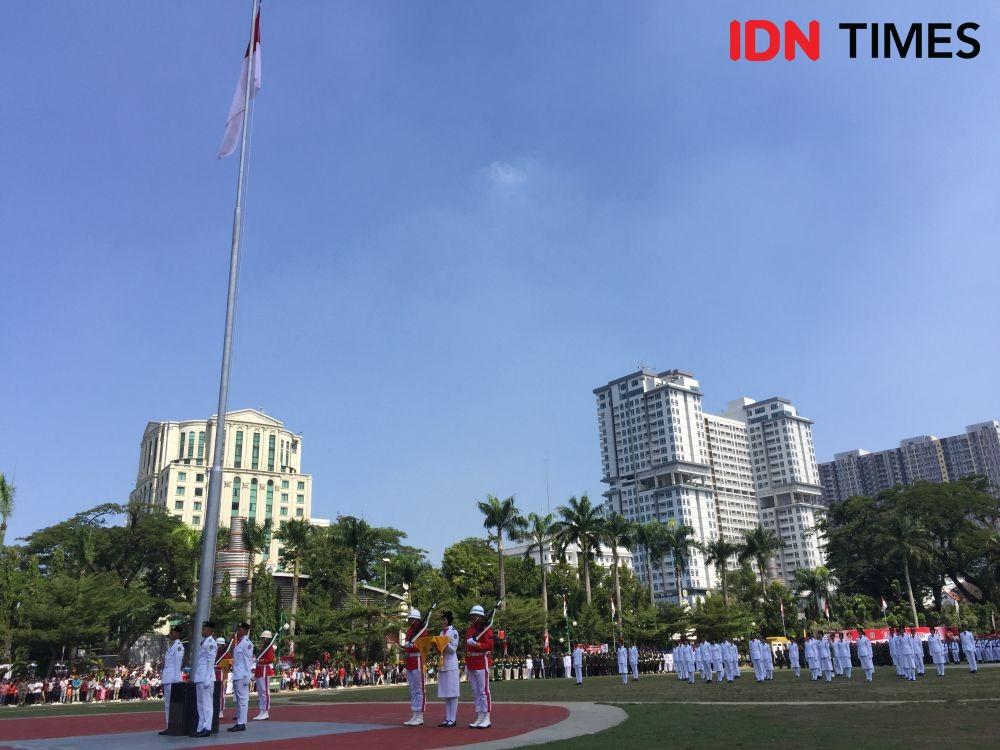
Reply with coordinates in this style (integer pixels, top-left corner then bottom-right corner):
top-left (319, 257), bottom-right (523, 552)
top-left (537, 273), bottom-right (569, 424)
top-left (601, 513), bottom-right (636, 617)
top-left (634, 521), bottom-right (668, 606)
top-left (879, 512), bottom-right (930, 629)
top-left (242, 518), bottom-right (272, 618)
top-left (739, 525), bottom-right (785, 599)
top-left (0, 473), bottom-right (15, 547)
top-left (336, 516), bottom-right (380, 598)
top-left (274, 518), bottom-right (312, 642)
top-left (476, 494), bottom-right (523, 609)
top-left (793, 565), bottom-right (837, 621)
top-left (700, 537), bottom-right (743, 609)
top-left (552, 494), bottom-right (604, 603)
top-left (515, 512), bottom-right (557, 626)
top-left (661, 522), bottom-right (698, 604)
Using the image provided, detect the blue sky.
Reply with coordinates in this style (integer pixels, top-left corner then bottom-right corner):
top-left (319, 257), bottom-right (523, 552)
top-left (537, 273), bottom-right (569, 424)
top-left (3, 2), bottom-right (999, 562)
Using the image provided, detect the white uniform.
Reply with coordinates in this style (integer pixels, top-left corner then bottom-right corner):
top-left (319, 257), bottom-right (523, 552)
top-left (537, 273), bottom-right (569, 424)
top-left (628, 645), bottom-right (639, 680)
top-left (959, 630), bottom-right (977, 672)
top-left (836, 638), bottom-right (851, 679)
top-left (572, 647), bottom-right (584, 684)
top-left (161, 638), bottom-right (184, 728)
top-left (788, 641), bottom-right (801, 678)
top-left (749, 639), bottom-right (765, 682)
top-left (231, 635), bottom-right (254, 726)
top-left (929, 634), bottom-right (947, 676)
top-left (192, 635), bottom-right (218, 733)
top-left (762, 642), bottom-right (774, 680)
top-left (437, 625), bottom-right (460, 724)
top-left (710, 643), bottom-right (724, 683)
top-left (912, 634), bottom-right (925, 675)
top-left (804, 638), bottom-right (819, 680)
top-left (820, 637), bottom-right (834, 682)
top-left (722, 641), bottom-right (737, 682)
top-left (617, 645), bottom-right (629, 685)
top-left (563, 653), bottom-right (572, 679)
top-left (949, 640), bottom-right (960, 663)
top-left (856, 634), bottom-right (874, 681)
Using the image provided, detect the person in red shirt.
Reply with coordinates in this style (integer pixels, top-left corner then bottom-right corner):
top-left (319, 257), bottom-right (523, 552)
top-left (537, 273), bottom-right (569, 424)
top-left (465, 604), bottom-right (493, 729)
top-left (401, 608), bottom-right (427, 726)
top-left (253, 630), bottom-right (276, 721)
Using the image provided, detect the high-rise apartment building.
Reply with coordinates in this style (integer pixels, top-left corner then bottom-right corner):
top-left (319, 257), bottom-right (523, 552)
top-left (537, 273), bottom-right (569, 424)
top-left (594, 369), bottom-right (824, 598)
top-left (594, 369), bottom-right (717, 602)
top-left (130, 409), bottom-right (313, 565)
top-left (818, 420), bottom-right (1000, 503)
top-left (725, 397), bottom-right (826, 582)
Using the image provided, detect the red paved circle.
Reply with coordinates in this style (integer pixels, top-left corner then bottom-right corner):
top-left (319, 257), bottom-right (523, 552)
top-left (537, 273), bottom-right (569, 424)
top-left (0, 702), bottom-right (569, 749)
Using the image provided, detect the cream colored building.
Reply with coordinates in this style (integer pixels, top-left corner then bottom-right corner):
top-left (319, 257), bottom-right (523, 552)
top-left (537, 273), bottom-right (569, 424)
top-left (130, 409), bottom-right (313, 564)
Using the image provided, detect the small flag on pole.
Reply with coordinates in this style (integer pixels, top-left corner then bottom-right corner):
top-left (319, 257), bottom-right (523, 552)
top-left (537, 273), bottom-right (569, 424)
top-left (219, 5), bottom-right (262, 158)
top-left (881, 597), bottom-right (888, 613)
top-left (610, 596), bottom-right (617, 621)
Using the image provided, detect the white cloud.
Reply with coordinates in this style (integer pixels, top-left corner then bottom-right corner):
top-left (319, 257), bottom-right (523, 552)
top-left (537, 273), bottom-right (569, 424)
top-left (486, 160), bottom-right (528, 188)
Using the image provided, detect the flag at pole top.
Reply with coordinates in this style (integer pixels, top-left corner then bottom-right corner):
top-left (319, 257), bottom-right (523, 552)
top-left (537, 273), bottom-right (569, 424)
top-left (562, 595), bottom-right (568, 620)
top-left (610, 596), bottom-right (616, 621)
top-left (219, 5), bottom-right (262, 158)
top-left (881, 597), bottom-right (888, 612)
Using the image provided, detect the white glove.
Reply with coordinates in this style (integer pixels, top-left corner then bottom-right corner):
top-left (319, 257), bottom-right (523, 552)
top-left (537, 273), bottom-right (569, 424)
top-left (404, 641), bottom-right (412, 649)
top-left (467, 638), bottom-right (477, 647)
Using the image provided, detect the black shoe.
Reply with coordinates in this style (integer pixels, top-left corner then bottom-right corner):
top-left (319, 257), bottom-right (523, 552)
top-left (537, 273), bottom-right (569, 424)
top-left (193, 730), bottom-right (210, 738)
top-left (227, 725), bottom-right (246, 732)
top-left (438, 720), bottom-right (455, 727)
top-left (158, 730), bottom-right (170, 736)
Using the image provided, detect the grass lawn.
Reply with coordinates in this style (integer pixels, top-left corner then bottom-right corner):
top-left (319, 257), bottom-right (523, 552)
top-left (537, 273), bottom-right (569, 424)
top-left (2, 667), bottom-right (996, 749)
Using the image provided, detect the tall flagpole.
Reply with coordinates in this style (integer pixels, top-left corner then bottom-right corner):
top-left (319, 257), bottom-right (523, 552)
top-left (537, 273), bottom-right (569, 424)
top-left (190, 0), bottom-right (260, 659)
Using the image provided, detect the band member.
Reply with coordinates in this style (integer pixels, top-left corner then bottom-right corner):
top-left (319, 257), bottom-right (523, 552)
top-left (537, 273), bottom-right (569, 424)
top-left (436, 611), bottom-right (460, 727)
top-left (402, 609), bottom-right (426, 726)
top-left (465, 605), bottom-right (493, 728)
top-left (228, 622), bottom-right (253, 732)
top-left (158, 625), bottom-right (184, 735)
top-left (192, 622), bottom-right (218, 738)
top-left (253, 630), bottom-right (276, 720)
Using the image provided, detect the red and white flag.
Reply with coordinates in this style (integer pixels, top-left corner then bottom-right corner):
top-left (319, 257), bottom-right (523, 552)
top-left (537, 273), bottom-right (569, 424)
top-left (610, 596), bottom-right (617, 621)
top-left (881, 597), bottom-right (888, 612)
top-left (779, 599), bottom-right (785, 618)
top-left (823, 599), bottom-right (831, 619)
top-left (543, 630), bottom-right (550, 655)
top-left (562, 595), bottom-right (568, 620)
top-left (219, 6), bottom-right (262, 158)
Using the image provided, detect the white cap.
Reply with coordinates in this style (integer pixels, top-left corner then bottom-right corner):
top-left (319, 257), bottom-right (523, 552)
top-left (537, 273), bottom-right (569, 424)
top-left (260, 630), bottom-right (273, 639)
top-left (407, 608), bottom-right (421, 620)
top-left (216, 637), bottom-right (226, 645)
top-left (469, 605), bottom-right (485, 617)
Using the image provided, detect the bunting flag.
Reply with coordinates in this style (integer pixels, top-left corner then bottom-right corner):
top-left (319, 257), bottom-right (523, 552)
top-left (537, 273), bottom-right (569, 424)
top-left (219, 4), bottom-right (262, 158)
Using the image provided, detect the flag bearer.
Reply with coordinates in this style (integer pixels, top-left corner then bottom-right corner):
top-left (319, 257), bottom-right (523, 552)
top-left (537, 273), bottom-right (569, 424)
top-left (402, 609), bottom-right (426, 726)
top-left (465, 605), bottom-right (494, 729)
top-left (253, 630), bottom-right (276, 721)
top-left (436, 611), bottom-right (460, 727)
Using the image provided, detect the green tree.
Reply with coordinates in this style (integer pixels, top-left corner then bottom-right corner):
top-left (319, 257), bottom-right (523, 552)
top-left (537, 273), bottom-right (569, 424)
top-left (553, 494), bottom-right (604, 603)
top-left (701, 537), bottom-right (743, 609)
top-left (661, 522), bottom-right (698, 604)
top-left (476, 494), bottom-right (523, 610)
top-left (335, 516), bottom-right (380, 598)
top-left (739, 525), bottom-right (785, 599)
top-left (879, 511), bottom-right (932, 629)
top-left (242, 518), bottom-right (272, 618)
top-left (601, 513), bottom-right (635, 618)
top-left (688, 594), bottom-right (752, 643)
top-left (792, 566), bottom-right (836, 621)
top-left (634, 521), bottom-right (668, 606)
top-left (442, 537), bottom-right (496, 598)
top-left (515, 512), bottom-right (556, 627)
top-left (0, 473), bottom-right (14, 547)
top-left (275, 518), bottom-right (312, 642)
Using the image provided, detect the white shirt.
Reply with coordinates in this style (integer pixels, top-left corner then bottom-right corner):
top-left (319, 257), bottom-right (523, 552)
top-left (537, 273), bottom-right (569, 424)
top-left (231, 635), bottom-right (255, 681)
top-left (617, 646), bottom-right (628, 671)
top-left (572, 647), bottom-right (584, 667)
top-left (439, 626), bottom-right (459, 672)
top-left (162, 639), bottom-right (184, 684)
top-left (628, 646), bottom-right (639, 665)
top-left (857, 636), bottom-right (872, 659)
top-left (192, 635), bottom-right (218, 685)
